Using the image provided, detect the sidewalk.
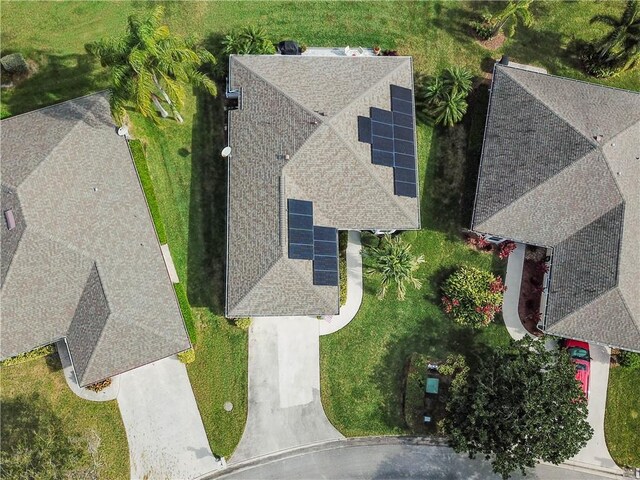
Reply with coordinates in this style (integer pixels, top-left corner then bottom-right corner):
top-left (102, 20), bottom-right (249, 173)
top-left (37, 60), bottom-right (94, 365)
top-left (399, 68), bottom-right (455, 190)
top-left (319, 230), bottom-right (363, 336)
top-left (502, 242), bottom-right (532, 341)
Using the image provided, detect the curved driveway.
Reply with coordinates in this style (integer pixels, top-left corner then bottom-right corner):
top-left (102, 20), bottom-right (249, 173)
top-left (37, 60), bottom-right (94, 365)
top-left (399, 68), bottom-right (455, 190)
top-left (214, 440), bottom-right (619, 480)
top-left (231, 316), bottom-right (343, 463)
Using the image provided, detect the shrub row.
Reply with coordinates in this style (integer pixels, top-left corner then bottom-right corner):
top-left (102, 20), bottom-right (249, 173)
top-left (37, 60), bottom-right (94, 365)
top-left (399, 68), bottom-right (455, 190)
top-left (339, 231), bottom-right (348, 306)
top-left (1, 344), bottom-right (56, 366)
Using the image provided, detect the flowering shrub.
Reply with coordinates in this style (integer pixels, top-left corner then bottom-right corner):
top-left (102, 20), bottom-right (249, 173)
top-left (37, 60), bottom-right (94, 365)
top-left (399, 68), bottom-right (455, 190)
top-left (498, 241), bottom-right (516, 259)
top-left (536, 261), bottom-right (550, 274)
top-left (465, 233), bottom-right (491, 252)
top-left (441, 266), bottom-right (506, 328)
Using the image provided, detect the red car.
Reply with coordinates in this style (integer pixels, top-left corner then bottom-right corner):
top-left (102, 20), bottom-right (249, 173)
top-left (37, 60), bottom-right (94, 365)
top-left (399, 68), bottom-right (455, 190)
top-left (564, 339), bottom-right (590, 400)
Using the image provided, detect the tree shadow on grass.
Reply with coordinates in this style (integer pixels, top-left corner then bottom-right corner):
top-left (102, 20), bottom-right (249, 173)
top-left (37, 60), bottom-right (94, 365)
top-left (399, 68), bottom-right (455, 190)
top-left (504, 28), bottom-right (579, 75)
top-left (1, 52), bottom-right (106, 118)
top-left (186, 86), bottom-right (228, 314)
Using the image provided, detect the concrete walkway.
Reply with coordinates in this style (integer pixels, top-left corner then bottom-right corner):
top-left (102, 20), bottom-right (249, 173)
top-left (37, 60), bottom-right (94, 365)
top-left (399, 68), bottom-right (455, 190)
top-left (319, 230), bottom-right (363, 336)
top-left (502, 242), bottom-right (533, 341)
top-left (567, 344), bottom-right (623, 476)
top-left (231, 316), bottom-right (343, 463)
top-left (117, 356), bottom-right (224, 480)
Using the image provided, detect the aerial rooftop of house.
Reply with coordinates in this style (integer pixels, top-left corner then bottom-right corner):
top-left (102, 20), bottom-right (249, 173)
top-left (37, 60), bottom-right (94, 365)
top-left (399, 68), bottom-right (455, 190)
top-left (0, 93), bottom-right (190, 385)
top-left (473, 64), bottom-right (640, 352)
top-left (226, 54), bottom-right (420, 317)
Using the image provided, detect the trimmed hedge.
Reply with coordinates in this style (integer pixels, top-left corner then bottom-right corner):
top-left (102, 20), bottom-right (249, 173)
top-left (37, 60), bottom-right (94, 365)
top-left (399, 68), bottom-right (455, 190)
top-left (129, 139), bottom-right (168, 244)
top-left (174, 283), bottom-right (197, 344)
top-left (339, 231), bottom-right (348, 306)
top-left (1, 344), bottom-right (56, 366)
top-left (177, 348), bottom-right (196, 364)
top-left (233, 317), bottom-right (252, 330)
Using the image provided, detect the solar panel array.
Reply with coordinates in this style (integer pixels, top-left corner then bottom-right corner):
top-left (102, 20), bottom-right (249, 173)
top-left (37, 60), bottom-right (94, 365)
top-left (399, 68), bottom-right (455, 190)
top-left (357, 84), bottom-right (417, 198)
top-left (287, 199), bottom-right (339, 286)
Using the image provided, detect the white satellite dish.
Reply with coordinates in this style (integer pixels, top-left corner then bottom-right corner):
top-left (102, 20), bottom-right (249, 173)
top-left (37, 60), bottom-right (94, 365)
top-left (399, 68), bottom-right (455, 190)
top-left (117, 125), bottom-right (129, 137)
top-left (221, 146), bottom-right (232, 158)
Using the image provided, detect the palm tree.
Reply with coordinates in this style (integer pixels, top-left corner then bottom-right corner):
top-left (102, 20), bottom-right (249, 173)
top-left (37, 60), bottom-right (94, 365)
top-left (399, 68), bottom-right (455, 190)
top-left (85, 6), bottom-right (217, 125)
top-left (363, 234), bottom-right (425, 300)
top-left (430, 91), bottom-right (469, 128)
top-left (442, 66), bottom-right (474, 96)
top-left (222, 25), bottom-right (275, 55)
top-left (491, 0), bottom-right (534, 38)
top-left (590, 0), bottom-right (640, 73)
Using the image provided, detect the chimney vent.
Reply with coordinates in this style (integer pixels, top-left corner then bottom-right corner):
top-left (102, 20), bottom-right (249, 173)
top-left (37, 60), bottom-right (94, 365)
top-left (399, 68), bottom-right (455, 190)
top-left (4, 209), bottom-right (16, 230)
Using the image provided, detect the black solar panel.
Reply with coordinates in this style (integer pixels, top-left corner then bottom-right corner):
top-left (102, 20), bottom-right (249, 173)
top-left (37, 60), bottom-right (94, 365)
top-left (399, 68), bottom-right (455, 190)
top-left (289, 228), bottom-right (314, 245)
top-left (394, 166), bottom-right (417, 184)
top-left (394, 125), bottom-right (414, 142)
top-left (358, 116), bottom-right (372, 144)
top-left (289, 213), bottom-right (313, 230)
top-left (289, 243), bottom-right (314, 260)
top-left (372, 149), bottom-right (395, 167)
top-left (313, 226), bottom-right (336, 241)
top-left (394, 180), bottom-right (417, 198)
top-left (313, 270), bottom-right (339, 286)
top-left (394, 139), bottom-right (414, 155)
top-left (391, 84), bottom-right (413, 102)
top-left (314, 240), bottom-right (336, 256)
top-left (394, 112), bottom-right (413, 129)
top-left (372, 135), bottom-right (394, 152)
top-left (371, 107), bottom-right (393, 123)
top-left (391, 97), bottom-right (413, 115)
top-left (394, 152), bottom-right (415, 169)
top-left (288, 199), bottom-right (313, 216)
top-left (314, 255), bottom-right (338, 271)
top-left (372, 121), bottom-right (393, 139)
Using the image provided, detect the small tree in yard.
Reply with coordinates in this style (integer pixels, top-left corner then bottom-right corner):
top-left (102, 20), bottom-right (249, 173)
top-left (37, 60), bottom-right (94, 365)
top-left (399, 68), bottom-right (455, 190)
top-left (364, 234), bottom-right (425, 300)
top-left (85, 6), bottom-right (217, 125)
top-left (443, 337), bottom-right (593, 479)
top-left (441, 265), bottom-right (505, 328)
top-left (418, 67), bottom-right (474, 127)
top-left (471, 0), bottom-right (534, 40)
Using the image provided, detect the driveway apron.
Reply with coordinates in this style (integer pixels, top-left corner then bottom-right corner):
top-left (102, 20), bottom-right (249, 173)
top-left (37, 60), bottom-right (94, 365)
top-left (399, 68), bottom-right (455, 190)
top-left (567, 344), bottom-right (623, 475)
top-left (117, 356), bottom-right (222, 480)
top-left (231, 316), bottom-right (343, 463)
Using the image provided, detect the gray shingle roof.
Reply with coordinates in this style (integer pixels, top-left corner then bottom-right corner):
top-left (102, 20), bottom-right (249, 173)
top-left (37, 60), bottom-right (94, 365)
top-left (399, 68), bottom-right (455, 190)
top-left (473, 65), bottom-right (640, 351)
top-left (0, 93), bottom-right (190, 385)
top-left (226, 55), bottom-right (420, 317)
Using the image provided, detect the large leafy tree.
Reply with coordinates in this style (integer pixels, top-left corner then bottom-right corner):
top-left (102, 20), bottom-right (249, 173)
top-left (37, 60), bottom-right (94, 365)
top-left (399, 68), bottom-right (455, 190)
top-left (1, 394), bottom-right (87, 479)
top-left (590, 0), bottom-right (640, 74)
top-left (85, 6), bottom-right (217, 124)
top-left (443, 337), bottom-right (593, 479)
top-left (363, 234), bottom-right (425, 300)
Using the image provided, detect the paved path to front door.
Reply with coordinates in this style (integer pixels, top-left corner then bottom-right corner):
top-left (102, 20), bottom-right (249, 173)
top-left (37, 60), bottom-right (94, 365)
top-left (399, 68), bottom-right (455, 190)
top-left (117, 356), bottom-right (223, 480)
top-left (230, 316), bottom-right (343, 463)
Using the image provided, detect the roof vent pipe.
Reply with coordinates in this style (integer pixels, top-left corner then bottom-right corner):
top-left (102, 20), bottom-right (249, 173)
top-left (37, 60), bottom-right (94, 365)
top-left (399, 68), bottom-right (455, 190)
top-left (4, 209), bottom-right (16, 230)
top-left (499, 55), bottom-right (509, 65)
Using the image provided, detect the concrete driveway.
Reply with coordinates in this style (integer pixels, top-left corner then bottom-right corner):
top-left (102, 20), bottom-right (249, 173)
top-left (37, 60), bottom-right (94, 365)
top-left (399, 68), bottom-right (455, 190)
top-left (117, 356), bottom-right (223, 480)
top-left (231, 316), bottom-right (343, 463)
top-left (567, 344), bottom-right (623, 475)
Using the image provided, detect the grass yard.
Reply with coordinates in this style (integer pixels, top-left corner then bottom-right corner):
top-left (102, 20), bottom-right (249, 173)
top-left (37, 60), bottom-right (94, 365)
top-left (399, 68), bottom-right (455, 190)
top-left (605, 366), bottom-right (640, 468)
top-left (0, 354), bottom-right (129, 479)
top-left (1, 0), bottom-right (639, 458)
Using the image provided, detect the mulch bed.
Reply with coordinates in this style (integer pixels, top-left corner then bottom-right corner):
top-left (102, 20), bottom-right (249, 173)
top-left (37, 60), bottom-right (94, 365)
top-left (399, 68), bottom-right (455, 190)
top-left (518, 245), bottom-right (546, 336)
top-left (476, 32), bottom-right (506, 51)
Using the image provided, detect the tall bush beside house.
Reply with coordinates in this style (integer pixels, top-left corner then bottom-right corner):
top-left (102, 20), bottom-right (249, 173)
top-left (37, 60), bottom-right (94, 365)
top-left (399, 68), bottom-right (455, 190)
top-left (222, 26), bottom-right (275, 55)
top-left (470, 0), bottom-right (534, 40)
top-left (441, 266), bottom-right (505, 328)
top-left (418, 67), bottom-right (474, 127)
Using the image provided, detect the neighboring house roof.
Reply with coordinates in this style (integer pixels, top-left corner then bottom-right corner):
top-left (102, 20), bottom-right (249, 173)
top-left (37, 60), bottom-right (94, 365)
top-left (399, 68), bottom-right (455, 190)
top-left (226, 55), bottom-right (420, 317)
top-left (472, 64), bottom-right (640, 352)
top-left (0, 93), bottom-right (190, 385)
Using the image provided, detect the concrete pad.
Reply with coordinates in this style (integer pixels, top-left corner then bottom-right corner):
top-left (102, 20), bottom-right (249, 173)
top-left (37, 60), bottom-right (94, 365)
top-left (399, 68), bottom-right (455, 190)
top-left (502, 242), bottom-right (533, 341)
top-left (567, 344), bottom-right (623, 475)
top-left (160, 244), bottom-right (179, 283)
top-left (231, 316), bottom-right (343, 463)
top-left (117, 356), bottom-right (223, 480)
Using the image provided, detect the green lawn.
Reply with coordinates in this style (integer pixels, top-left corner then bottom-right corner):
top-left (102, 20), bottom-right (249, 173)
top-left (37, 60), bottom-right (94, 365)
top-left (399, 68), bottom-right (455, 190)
top-left (2, 0), bottom-right (639, 458)
top-left (605, 366), bottom-right (640, 468)
top-left (0, 354), bottom-right (129, 479)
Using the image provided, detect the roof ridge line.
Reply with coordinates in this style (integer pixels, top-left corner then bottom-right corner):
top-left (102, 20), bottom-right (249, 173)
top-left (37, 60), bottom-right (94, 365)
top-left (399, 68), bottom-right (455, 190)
top-left (328, 57), bottom-right (411, 119)
top-left (499, 66), bottom-right (599, 147)
top-left (233, 57), bottom-right (324, 122)
top-left (599, 120), bottom-right (640, 201)
top-left (0, 91), bottom-right (109, 122)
